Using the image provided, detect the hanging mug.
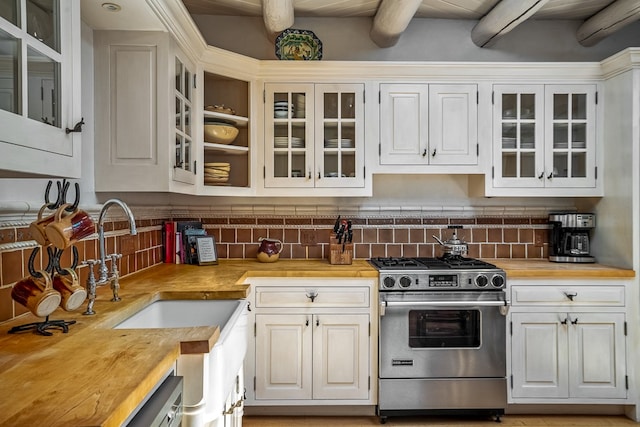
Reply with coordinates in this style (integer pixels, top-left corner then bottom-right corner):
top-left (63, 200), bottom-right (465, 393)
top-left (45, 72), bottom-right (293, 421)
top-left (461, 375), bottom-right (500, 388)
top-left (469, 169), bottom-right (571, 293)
top-left (11, 271), bottom-right (61, 317)
top-left (52, 268), bottom-right (86, 311)
top-left (29, 204), bottom-right (57, 246)
top-left (45, 203), bottom-right (96, 250)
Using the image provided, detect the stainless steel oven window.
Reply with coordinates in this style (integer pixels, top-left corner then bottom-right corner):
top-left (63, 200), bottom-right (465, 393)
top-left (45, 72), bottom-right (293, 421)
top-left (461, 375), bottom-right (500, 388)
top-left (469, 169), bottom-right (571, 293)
top-left (409, 309), bottom-right (480, 348)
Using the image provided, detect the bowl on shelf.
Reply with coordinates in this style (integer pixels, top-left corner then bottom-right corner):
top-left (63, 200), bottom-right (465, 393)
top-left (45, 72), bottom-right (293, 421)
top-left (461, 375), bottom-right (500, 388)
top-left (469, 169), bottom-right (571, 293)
top-left (204, 123), bottom-right (239, 144)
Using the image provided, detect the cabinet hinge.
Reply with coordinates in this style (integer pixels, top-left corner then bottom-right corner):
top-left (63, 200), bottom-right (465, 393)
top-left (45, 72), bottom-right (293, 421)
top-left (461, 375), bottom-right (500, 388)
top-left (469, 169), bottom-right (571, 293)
top-left (368, 376), bottom-right (371, 390)
top-left (363, 90), bottom-right (365, 104)
top-left (509, 321), bottom-right (512, 336)
top-left (476, 144), bottom-right (479, 156)
top-left (476, 90), bottom-right (479, 104)
top-left (368, 322), bottom-right (371, 337)
top-left (595, 166), bottom-right (598, 180)
top-left (491, 91), bottom-right (494, 105)
top-left (254, 376), bottom-right (256, 391)
top-left (263, 166), bottom-right (266, 179)
top-left (194, 160), bottom-right (197, 175)
top-left (378, 90), bottom-right (381, 104)
top-left (595, 91), bottom-right (598, 105)
top-left (492, 166), bottom-right (495, 179)
top-left (379, 143), bottom-right (381, 156)
top-left (624, 321), bottom-right (627, 336)
top-left (263, 89), bottom-right (265, 103)
top-left (254, 322), bottom-right (256, 337)
top-left (510, 374), bottom-right (513, 389)
top-left (193, 74), bottom-right (196, 89)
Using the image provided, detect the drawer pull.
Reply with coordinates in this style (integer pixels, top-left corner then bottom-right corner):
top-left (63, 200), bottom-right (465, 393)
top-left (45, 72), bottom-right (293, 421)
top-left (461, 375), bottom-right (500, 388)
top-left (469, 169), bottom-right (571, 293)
top-left (306, 290), bottom-right (318, 302)
top-left (564, 292), bottom-right (577, 301)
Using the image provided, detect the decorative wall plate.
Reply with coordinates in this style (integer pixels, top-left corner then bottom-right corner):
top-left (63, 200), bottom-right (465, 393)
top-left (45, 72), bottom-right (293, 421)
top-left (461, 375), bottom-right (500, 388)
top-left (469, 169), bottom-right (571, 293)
top-left (275, 28), bottom-right (323, 60)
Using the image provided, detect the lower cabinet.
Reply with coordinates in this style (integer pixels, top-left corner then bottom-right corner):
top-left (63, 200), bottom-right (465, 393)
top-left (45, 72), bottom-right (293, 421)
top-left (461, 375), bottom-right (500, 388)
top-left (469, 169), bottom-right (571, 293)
top-left (245, 278), bottom-right (377, 407)
top-left (509, 282), bottom-right (629, 403)
top-left (255, 313), bottom-right (369, 400)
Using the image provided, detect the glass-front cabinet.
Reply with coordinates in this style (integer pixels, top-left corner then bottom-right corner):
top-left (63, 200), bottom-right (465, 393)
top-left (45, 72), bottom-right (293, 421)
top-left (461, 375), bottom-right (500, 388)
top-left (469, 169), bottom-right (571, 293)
top-left (173, 53), bottom-right (195, 184)
top-left (492, 84), bottom-right (597, 193)
top-left (264, 83), bottom-right (365, 190)
top-left (0, 0), bottom-right (81, 177)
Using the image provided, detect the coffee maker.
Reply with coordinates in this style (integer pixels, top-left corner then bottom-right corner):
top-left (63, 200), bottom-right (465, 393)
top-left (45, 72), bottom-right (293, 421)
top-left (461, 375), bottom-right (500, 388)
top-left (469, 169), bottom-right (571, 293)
top-left (548, 213), bottom-right (596, 263)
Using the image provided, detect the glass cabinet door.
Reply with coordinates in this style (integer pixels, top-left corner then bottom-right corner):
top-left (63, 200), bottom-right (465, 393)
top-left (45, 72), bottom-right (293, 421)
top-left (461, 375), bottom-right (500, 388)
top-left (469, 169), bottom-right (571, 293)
top-left (545, 85), bottom-right (596, 188)
top-left (265, 83), bottom-right (314, 188)
top-left (315, 84), bottom-right (365, 188)
top-left (173, 54), bottom-right (195, 184)
top-left (493, 85), bottom-right (544, 188)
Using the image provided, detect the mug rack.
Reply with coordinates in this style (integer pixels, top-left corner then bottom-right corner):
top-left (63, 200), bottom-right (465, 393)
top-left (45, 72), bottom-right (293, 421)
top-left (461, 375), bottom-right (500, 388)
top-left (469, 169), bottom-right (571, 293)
top-left (8, 179), bottom-right (82, 336)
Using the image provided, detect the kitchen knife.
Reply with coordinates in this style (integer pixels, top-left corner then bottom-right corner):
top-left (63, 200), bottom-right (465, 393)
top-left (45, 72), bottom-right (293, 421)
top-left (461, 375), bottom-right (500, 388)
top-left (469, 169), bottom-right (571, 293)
top-left (333, 215), bottom-right (341, 234)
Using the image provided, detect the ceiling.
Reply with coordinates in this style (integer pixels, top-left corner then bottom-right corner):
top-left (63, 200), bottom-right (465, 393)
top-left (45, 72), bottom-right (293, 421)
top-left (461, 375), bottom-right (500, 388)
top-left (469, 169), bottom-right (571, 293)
top-left (181, 0), bottom-right (640, 48)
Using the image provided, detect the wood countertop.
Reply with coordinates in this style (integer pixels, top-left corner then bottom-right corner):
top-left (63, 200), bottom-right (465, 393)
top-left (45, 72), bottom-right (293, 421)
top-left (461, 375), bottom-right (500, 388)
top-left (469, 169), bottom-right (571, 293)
top-left (0, 258), bottom-right (633, 426)
top-left (0, 259), bottom-right (376, 427)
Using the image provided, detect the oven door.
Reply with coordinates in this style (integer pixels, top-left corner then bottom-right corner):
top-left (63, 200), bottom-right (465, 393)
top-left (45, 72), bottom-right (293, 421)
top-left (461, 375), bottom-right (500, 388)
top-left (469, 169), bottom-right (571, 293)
top-left (379, 291), bottom-right (507, 379)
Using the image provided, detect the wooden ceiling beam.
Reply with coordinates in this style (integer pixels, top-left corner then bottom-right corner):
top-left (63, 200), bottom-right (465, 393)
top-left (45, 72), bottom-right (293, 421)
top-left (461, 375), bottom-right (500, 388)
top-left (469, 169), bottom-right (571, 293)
top-left (262, 0), bottom-right (294, 35)
top-left (370, 0), bottom-right (422, 48)
top-left (471, 0), bottom-right (550, 48)
top-left (577, 0), bottom-right (640, 47)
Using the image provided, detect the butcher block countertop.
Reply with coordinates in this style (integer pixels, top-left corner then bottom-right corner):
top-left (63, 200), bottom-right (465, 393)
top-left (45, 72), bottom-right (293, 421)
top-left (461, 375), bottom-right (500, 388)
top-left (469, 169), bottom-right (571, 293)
top-left (0, 258), bottom-right (632, 426)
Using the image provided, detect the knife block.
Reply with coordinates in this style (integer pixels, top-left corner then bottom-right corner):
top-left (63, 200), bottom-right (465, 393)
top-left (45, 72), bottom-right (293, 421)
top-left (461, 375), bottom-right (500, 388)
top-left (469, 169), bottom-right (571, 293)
top-left (329, 236), bottom-right (353, 265)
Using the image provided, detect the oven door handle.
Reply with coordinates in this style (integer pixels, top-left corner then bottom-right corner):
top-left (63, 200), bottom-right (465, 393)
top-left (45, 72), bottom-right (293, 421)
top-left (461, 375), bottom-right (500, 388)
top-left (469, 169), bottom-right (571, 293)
top-left (380, 299), bottom-right (510, 316)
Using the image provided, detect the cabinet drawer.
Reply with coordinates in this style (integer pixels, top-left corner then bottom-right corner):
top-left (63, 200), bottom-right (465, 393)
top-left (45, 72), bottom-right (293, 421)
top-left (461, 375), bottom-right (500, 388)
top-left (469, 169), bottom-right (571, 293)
top-left (255, 286), bottom-right (370, 308)
top-left (511, 286), bottom-right (625, 306)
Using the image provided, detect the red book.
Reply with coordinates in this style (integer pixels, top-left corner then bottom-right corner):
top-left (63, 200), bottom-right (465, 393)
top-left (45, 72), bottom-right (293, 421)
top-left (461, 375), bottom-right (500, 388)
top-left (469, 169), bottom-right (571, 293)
top-left (163, 222), bottom-right (175, 263)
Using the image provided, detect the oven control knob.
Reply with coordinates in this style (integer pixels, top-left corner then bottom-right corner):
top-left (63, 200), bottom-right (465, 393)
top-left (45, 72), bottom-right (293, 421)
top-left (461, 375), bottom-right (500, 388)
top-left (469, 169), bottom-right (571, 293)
top-left (491, 274), bottom-right (505, 288)
top-left (475, 274), bottom-right (489, 287)
top-left (383, 277), bottom-right (396, 288)
top-left (399, 276), bottom-right (412, 288)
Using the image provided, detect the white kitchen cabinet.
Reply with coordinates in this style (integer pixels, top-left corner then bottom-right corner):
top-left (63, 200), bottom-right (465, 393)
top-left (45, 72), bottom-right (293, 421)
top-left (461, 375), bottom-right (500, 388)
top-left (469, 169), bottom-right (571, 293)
top-left (379, 83), bottom-right (478, 167)
top-left (201, 72), bottom-right (251, 192)
top-left (245, 278), bottom-right (377, 407)
top-left (490, 84), bottom-right (600, 196)
top-left (263, 83), bottom-right (366, 195)
top-left (0, 0), bottom-right (82, 178)
top-left (94, 31), bottom-right (196, 193)
top-left (509, 283), bottom-right (628, 403)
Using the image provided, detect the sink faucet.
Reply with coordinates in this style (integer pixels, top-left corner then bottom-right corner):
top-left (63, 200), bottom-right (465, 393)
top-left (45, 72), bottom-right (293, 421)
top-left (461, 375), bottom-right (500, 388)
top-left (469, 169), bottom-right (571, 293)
top-left (83, 199), bottom-right (137, 315)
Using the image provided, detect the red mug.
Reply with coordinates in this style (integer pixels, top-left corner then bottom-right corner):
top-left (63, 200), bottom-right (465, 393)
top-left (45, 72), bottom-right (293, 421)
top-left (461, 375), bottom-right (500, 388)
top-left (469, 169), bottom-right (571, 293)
top-left (11, 271), bottom-right (61, 317)
top-left (45, 204), bottom-right (96, 250)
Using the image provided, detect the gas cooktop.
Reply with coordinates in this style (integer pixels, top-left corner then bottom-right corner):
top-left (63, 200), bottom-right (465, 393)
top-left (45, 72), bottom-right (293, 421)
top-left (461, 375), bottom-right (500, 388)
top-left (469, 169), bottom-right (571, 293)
top-left (369, 256), bottom-right (498, 271)
top-left (369, 257), bottom-right (506, 291)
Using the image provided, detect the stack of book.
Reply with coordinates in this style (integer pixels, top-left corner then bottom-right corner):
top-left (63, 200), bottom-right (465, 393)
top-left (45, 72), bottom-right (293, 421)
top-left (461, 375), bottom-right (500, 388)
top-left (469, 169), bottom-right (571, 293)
top-left (163, 221), bottom-right (206, 264)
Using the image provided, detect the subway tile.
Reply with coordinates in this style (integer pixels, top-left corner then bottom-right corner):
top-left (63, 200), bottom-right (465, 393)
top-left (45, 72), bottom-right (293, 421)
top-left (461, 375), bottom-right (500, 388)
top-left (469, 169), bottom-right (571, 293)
top-left (519, 228), bottom-right (534, 243)
top-left (285, 218), bottom-right (312, 225)
top-left (216, 244), bottom-right (228, 259)
top-left (512, 244), bottom-right (526, 258)
top-left (221, 229), bottom-right (236, 243)
top-left (363, 228), bottom-right (377, 243)
top-left (371, 244), bottom-right (386, 258)
top-left (409, 229), bottom-right (425, 243)
top-left (496, 244), bottom-right (511, 258)
top-left (386, 244), bottom-right (402, 257)
top-left (228, 244), bottom-right (244, 258)
top-left (202, 218), bottom-right (228, 225)
top-left (355, 244), bottom-right (370, 259)
top-left (2, 250), bottom-right (23, 286)
top-left (0, 286), bottom-right (12, 322)
top-left (527, 244), bottom-right (543, 259)
top-left (291, 244), bottom-right (306, 259)
top-left (308, 245), bottom-right (322, 259)
top-left (257, 218), bottom-right (284, 225)
top-left (0, 228), bottom-right (15, 244)
top-left (394, 229), bottom-right (409, 243)
top-left (313, 217), bottom-right (336, 226)
top-left (417, 244), bottom-right (435, 257)
top-left (284, 228), bottom-right (299, 244)
top-left (369, 218), bottom-right (394, 226)
top-left (395, 218), bottom-right (422, 225)
top-left (268, 229), bottom-right (284, 241)
top-left (450, 218), bottom-right (476, 225)
top-left (466, 244), bottom-right (480, 258)
top-left (534, 229), bottom-right (549, 244)
top-left (378, 228), bottom-right (393, 243)
top-left (237, 229), bottom-right (252, 243)
top-left (16, 227), bottom-right (30, 242)
top-left (402, 244), bottom-right (418, 257)
top-left (504, 218), bottom-right (531, 225)
top-left (487, 229), bottom-right (502, 242)
top-left (252, 228), bottom-right (268, 242)
top-left (504, 229), bottom-right (519, 243)
top-left (480, 244), bottom-right (496, 258)
top-left (531, 217), bottom-right (549, 225)
top-left (423, 218), bottom-right (448, 225)
top-left (231, 217), bottom-right (257, 225)
top-left (471, 228), bottom-right (487, 243)
top-left (477, 217), bottom-right (503, 225)
top-left (279, 244), bottom-right (291, 259)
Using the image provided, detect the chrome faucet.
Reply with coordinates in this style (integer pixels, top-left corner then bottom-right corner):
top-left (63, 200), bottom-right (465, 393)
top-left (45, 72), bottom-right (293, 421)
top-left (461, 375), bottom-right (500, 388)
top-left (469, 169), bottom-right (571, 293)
top-left (83, 199), bottom-right (137, 314)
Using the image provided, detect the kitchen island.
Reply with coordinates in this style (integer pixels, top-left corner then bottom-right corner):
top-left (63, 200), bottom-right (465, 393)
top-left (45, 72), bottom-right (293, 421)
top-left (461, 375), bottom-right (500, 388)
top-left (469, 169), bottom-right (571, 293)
top-left (0, 259), bottom-right (632, 426)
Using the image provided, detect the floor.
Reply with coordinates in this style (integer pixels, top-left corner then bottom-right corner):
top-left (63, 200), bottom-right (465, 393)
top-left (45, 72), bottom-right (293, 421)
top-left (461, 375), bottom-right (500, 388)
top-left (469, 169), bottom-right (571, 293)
top-left (242, 415), bottom-right (638, 426)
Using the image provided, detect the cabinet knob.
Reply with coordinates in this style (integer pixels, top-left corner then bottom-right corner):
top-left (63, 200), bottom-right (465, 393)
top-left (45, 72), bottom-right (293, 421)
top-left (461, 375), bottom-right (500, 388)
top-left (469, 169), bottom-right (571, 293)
top-left (422, 149), bottom-right (427, 157)
top-left (308, 171), bottom-right (312, 179)
top-left (547, 172), bottom-right (553, 179)
top-left (316, 318), bottom-right (319, 327)
top-left (432, 149), bottom-right (436, 157)
top-left (538, 172), bottom-right (544, 180)
top-left (306, 290), bottom-right (318, 302)
top-left (571, 317), bottom-right (579, 325)
top-left (318, 172), bottom-right (321, 180)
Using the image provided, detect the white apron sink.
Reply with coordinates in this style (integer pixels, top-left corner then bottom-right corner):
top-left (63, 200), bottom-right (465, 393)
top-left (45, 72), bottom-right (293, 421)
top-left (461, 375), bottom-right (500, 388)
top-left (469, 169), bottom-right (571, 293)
top-left (114, 299), bottom-right (248, 427)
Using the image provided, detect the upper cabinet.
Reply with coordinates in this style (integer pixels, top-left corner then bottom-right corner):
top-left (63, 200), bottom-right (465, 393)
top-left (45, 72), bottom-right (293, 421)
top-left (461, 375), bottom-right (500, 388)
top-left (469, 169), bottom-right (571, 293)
top-left (488, 84), bottom-right (600, 197)
top-left (0, 0), bottom-right (82, 178)
top-left (201, 72), bottom-right (251, 192)
top-left (94, 31), bottom-right (197, 193)
top-left (263, 82), bottom-right (367, 196)
top-left (378, 83), bottom-right (478, 170)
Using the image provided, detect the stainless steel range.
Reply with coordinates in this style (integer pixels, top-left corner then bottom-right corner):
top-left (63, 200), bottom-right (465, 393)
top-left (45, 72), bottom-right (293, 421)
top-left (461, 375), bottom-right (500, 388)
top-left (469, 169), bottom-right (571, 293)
top-left (371, 256), bottom-right (509, 423)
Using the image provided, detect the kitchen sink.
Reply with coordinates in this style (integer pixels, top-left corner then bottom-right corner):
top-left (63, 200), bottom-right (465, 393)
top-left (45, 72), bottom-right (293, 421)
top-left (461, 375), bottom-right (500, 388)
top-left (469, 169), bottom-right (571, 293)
top-left (114, 299), bottom-right (248, 427)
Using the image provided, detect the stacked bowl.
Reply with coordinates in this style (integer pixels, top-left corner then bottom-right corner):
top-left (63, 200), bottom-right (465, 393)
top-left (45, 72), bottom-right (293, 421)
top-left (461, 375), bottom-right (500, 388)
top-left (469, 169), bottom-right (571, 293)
top-left (274, 101), bottom-right (294, 118)
top-left (204, 162), bottom-right (231, 184)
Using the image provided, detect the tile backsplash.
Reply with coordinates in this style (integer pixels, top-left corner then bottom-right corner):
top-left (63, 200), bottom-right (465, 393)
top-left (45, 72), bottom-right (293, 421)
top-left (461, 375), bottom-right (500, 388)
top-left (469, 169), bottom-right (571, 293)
top-left (0, 212), bottom-right (548, 323)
